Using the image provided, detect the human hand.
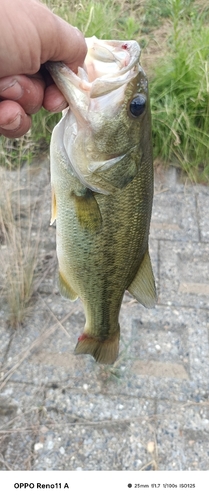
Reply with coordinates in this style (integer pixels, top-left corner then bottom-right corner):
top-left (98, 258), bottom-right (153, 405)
top-left (0, 0), bottom-right (87, 138)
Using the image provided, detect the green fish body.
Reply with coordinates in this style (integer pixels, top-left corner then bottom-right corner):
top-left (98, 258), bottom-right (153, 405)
top-left (48, 37), bottom-right (157, 364)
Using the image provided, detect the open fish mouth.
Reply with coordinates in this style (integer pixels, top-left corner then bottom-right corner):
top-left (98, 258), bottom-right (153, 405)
top-left (47, 37), bottom-right (142, 115)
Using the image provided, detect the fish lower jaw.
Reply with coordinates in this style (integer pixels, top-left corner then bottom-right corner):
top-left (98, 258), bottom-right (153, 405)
top-left (74, 329), bottom-right (120, 365)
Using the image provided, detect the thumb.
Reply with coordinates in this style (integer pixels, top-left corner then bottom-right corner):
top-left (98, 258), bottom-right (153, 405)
top-left (37, 10), bottom-right (87, 73)
top-left (0, 0), bottom-right (87, 77)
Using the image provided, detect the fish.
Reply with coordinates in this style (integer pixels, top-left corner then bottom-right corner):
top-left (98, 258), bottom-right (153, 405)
top-left (47, 36), bottom-right (157, 365)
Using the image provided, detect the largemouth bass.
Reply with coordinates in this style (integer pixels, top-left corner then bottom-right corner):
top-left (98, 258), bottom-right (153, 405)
top-left (47, 37), bottom-right (157, 365)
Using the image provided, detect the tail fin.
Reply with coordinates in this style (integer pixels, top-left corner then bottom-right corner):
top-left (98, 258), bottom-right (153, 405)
top-left (74, 330), bottom-right (120, 365)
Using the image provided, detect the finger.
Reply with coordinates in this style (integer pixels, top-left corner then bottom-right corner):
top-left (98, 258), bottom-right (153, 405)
top-left (0, 74), bottom-right (45, 114)
top-left (0, 101), bottom-right (31, 138)
top-left (43, 83), bottom-right (68, 112)
top-left (35, 7), bottom-right (87, 73)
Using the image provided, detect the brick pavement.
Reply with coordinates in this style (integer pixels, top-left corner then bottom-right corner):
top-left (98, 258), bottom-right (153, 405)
top-left (0, 163), bottom-right (208, 470)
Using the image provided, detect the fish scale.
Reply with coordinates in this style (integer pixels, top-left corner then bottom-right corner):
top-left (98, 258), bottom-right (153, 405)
top-left (48, 37), bottom-right (157, 364)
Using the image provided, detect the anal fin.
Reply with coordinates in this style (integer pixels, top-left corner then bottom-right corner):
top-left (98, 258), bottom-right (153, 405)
top-left (128, 250), bottom-right (157, 308)
top-left (58, 271), bottom-right (78, 301)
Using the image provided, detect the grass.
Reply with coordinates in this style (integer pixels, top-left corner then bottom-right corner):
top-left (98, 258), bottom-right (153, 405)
top-left (151, 0), bottom-right (209, 182)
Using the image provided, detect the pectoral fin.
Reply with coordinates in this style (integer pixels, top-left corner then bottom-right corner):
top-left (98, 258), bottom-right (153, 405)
top-left (128, 250), bottom-right (157, 308)
top-left (58, 271), bottom-right (78, 301)
top-left (72, 189), bottom-right (102, 232)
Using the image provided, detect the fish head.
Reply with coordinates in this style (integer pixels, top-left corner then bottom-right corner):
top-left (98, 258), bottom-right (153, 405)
top-left (47, 37), bottom-right (151, 193)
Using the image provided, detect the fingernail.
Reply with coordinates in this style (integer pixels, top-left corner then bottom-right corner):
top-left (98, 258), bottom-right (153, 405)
top-left (0, 80), bottom-right (23, 100)
top-left (1, 113), bottom-right (22, 131)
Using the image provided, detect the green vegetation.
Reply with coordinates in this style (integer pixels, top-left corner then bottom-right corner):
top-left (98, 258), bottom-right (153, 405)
top-left (0, 0), bottom-right (209, 181)
top-left (151, 0), bottom-right (209, 182)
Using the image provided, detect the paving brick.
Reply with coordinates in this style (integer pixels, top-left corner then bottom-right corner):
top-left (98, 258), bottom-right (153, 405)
top-left (154, 165), bottom-right (178, 191)
top-left (132, 360), bottom-right (189, 379)
top-left (150, 188), bottom-right (199, 242)
top-left (0, 384), bottom-right (45, 470)
top-left (33, 394), bottom-right (156, 471)
top-left (158, 240), bottom-right (209, 308)
top-left (196, 189), bottom-right (209, 242)
top-left (1, 162), bottom-right (209, 472)
top-left (117, 303), bottom-right (209, 401)
top-left (156, 401), bottom-right (209, 470)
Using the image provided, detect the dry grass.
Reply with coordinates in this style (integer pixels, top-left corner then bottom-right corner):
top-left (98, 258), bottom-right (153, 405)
top-left (0, 161), bottom-right (43, 328)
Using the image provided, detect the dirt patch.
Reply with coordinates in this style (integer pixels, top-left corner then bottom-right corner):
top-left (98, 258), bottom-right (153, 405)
top-left (142, 20), bottom-right (172, 78)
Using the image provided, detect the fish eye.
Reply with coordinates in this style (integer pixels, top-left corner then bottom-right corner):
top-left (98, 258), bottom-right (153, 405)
top-left (129, 95), bottom-right (146, 117)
